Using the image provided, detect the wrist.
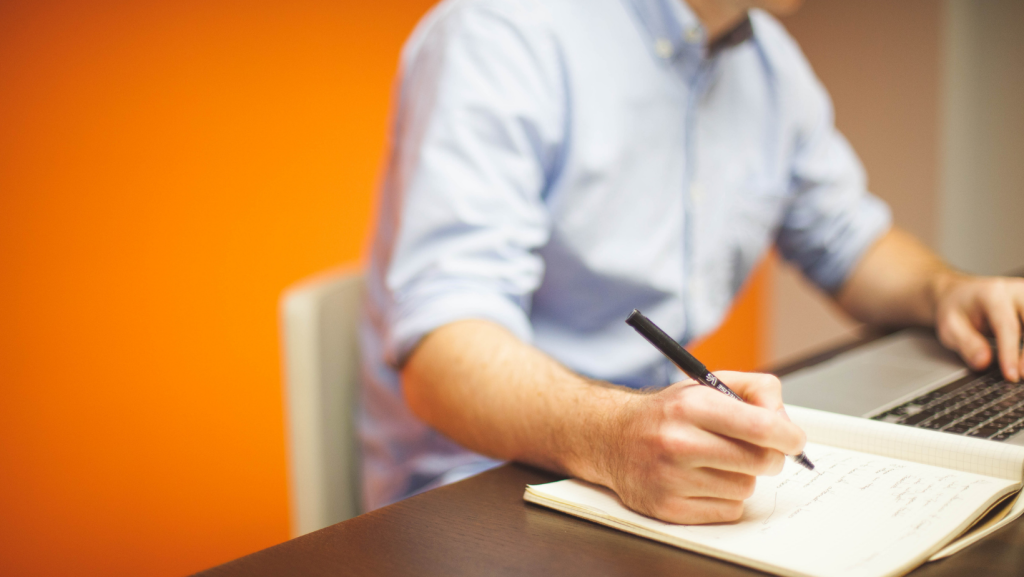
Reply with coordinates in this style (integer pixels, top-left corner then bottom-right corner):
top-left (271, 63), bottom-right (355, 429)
top-left (558, 382), bottom-right (640, 489)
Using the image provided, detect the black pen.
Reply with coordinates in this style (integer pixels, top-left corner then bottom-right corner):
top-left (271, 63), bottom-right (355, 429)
top-left (625, 309), bottom-right (815, 471)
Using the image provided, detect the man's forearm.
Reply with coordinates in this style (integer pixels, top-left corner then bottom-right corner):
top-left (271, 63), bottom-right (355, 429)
top-left (402, 318), bottom-right (807, 523)
top-left (836, 228), bottom-right (959, 327)
top-left (401, 319), bottom-right (629, 484)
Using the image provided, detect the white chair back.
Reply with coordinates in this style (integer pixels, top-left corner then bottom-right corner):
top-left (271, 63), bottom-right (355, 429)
top-left (279, 270), bottom-right (363, 537)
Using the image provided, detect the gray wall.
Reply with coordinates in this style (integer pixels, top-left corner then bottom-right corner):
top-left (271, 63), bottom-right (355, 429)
top-left (940, 0), bottom-right (1024, 276)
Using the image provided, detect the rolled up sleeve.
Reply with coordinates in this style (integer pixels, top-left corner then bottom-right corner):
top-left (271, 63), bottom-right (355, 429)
top-left (380, 3), bottom-right (565, 367)
top-left (776, 68), bottom-right (892, 294)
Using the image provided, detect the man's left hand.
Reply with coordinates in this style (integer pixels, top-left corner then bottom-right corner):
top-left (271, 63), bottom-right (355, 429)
top-left (838, 228), bottom-right (1024, 383)
top-left (934, 274), bottom-right (1024, 382)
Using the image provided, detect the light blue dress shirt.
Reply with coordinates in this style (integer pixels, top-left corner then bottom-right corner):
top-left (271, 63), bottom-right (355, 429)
top-left (359, 0), bottom-right (892, 511)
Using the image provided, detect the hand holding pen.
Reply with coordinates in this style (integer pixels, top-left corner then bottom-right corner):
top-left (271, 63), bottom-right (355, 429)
top-left (626, 309), bottom-right (814, 471)
top-left (582, 311), bottom-right (808, 525)
top-left (597, 360), bottom-right (808, 524)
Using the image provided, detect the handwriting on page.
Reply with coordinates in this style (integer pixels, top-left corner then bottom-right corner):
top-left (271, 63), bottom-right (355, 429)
top-left (759, 453), bottom-right (985, 530)
top-left (532, 442), bottom-right (1018, 577)
top-left (661, 443), bottom-right (1010, 577)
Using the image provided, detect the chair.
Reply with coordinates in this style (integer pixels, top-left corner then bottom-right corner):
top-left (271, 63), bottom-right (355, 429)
top-left (279, 269), bottom-right (363, 537)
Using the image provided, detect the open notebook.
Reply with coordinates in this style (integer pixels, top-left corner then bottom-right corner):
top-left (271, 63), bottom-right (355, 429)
top-left (524, 405), bottom-right (1024, 577)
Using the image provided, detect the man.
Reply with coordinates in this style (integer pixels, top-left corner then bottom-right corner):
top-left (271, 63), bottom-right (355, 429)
top-left (359, 0), bottom-right (1024, 523)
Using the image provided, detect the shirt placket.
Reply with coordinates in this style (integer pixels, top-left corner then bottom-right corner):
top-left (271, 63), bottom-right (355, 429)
top-left (678, 45), bottom-right (716, 351)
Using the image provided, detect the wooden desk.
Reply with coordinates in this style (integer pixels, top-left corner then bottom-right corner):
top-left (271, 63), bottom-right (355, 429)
top-left (197, 461), bottom-right (1024, 576)
top-left (197, 338), bottom-right (1024, 577)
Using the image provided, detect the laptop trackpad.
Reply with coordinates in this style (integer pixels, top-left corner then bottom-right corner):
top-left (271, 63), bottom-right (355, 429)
top-left (781, 330), bottom-right (967, 418)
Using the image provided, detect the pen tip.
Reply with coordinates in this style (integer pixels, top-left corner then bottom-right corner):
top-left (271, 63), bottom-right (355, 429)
top-left (793, 452), bottom-right (815, 471)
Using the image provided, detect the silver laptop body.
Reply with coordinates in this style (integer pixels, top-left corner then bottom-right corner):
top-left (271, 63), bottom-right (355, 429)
top-left (781, 329), bottom-right (1024, 446)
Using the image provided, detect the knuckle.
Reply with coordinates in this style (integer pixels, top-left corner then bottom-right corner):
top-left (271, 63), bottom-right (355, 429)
top-left (671, 387), bottom-right (705, 417)
top-left (749, 446), bottom-right (776, 474)
top-left (982, 281), bottom-right (1005, 301)
top-left (665, 395), bottom-right (686, 418)
top-left (747, 372), bottom-right (782, 399)
top-left (676, 392), bottom-right (700, 415)
top-left (650, 427), bottom-right (675, 454)
top-left (685, 388), bottom-right (720, 419)
top-left (659, 431), bottom-right (696, 458)
top-left (760, 373), bottom-right (782, 392)
top-left (736, 475), bottom-right (757, 499)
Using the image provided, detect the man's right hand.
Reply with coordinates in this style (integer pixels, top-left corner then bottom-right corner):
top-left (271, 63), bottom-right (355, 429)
top-left (595, 372), bottom-right (807, 524)
top-left (403, 321), bottom-right (806, 525)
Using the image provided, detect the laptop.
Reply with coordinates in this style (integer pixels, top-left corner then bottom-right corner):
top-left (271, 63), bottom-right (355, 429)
top-left (781, 328), bottom-right (1024, 446)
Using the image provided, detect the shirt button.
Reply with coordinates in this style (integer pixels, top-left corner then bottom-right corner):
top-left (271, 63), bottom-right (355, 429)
top-left (690, 182), bottom-right (705, 205)
top-left (685, 26), bottom-right (702, 43)
top-left (654, 38), bottom-right (673, 59)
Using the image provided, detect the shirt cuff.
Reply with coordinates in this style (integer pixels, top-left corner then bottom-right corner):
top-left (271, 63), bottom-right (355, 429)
top-left (804, 195), bottom-right (893, 293)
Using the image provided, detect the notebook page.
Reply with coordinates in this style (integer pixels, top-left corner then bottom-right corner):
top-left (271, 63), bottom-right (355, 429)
top-left (786, 405), bottom-right (1024, 481)
top-left (526, 443), bottom-right (1018, 577)
top-left (930, 492), bottom-right (1024, 560)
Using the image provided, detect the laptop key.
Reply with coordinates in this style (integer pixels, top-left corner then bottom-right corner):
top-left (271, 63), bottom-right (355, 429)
top-left (969, 426), bottom-right (1001, 439)
top-left (901, 411), bottom-right (934, 426)
top-left (945, 423), bottom-right (973, 434)
top-left (959, 416), bottom-right (987, 429)
top-left (928, 414), bottom-right (961, 429)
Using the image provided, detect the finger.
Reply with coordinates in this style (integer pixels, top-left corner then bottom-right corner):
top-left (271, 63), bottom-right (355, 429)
top-left (668, 467), bottom-right (758, 501)
top-left (938, 309), bottom-right (992, 371)
top-left (981, 286), bottom-right (1021, 381)
top-left (714, 371), bottom-right (783, 411)
top-left (702, 439), bottom-right (787, 477)
top-left (1012, 283), bottom-right (1024, 379)
top-left (1018, 294), bottom-right (1024, 379)
top-left (682, 387), bottom-right (806, 456)
top-left (644, 495), bottom-right (745, 525)
top-left (666, 423), bottom-right (787, 476)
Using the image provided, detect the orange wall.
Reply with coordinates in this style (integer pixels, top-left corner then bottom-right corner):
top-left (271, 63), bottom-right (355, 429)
top-left (0, 1), bottom-right (765, 576)
top-left (690, 257), bottom-right (771, 373)
top-left (0, 1), bottom-right (437, 575)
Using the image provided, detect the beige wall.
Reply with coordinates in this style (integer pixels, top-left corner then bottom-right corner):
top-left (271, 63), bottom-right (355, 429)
top-left (767, 0), bottom-right (943, 366)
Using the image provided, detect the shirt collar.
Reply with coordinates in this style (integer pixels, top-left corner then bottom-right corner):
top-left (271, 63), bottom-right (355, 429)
top-left (708, 12), bottom-right (753, 54)
top-left (626, 0), bottom-right (753, 61)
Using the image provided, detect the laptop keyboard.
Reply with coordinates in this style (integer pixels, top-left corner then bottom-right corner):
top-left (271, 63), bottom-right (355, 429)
top-left (872, 371), bottom-right (1024, 441)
